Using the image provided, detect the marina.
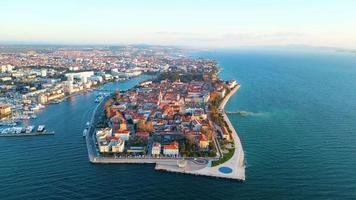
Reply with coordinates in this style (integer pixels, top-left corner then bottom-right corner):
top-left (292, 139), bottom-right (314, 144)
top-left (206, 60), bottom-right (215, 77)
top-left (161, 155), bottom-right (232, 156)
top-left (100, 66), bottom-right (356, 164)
top-left (0, 125), bottom-right (54, 137)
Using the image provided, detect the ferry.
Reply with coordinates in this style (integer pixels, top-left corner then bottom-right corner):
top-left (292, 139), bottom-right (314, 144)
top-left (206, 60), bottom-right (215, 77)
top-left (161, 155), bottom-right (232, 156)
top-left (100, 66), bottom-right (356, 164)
top-left (37, 125), bottom-right (45, 132)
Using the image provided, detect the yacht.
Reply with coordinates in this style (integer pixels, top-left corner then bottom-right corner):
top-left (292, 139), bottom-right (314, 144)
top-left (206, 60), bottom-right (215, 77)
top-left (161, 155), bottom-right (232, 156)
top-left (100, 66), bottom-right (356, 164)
top-left (37, 125), bottom-right (45, 132)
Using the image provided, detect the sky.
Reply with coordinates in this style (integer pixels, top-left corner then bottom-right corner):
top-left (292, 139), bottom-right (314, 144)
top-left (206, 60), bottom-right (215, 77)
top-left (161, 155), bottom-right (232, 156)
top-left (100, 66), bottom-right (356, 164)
top-left (1, 0), bottom-right (356, 48)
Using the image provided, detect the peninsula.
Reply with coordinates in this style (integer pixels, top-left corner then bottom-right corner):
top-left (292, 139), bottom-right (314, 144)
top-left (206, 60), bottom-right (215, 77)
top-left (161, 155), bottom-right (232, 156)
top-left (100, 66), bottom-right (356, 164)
top-left (85, 63), bottom-right (245, 181)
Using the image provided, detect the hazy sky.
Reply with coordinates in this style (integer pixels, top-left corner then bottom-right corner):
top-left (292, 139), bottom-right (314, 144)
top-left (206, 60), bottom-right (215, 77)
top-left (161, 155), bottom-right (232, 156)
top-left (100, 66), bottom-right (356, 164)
top-left (1, 0), bottom-right (356, 48)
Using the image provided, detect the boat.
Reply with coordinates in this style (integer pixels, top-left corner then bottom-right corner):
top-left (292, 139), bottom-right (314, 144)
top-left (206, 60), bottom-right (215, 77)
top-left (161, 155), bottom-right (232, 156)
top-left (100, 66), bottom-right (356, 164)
top-left (0, 125), bottom-right (54, 137)
top-left (14, 127), bottom-right (22, 134)
top-left (25, 126), bottom-right (34, 133)
top-left (95, 96), bottom-right (104, 103)
top-left (37, 125), bottom-right (45, 132)
top-left (83, 128), bottom-right (88, 137)
top-left (21, 127), bottom-right (26, 133)
top-left (86, 121), bottom-right (90, 127)
top-left (0, 122), bottom-right (17, 126)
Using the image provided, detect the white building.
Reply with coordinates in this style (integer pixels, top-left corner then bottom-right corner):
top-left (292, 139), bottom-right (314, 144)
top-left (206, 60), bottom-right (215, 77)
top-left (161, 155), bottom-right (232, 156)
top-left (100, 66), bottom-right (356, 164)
top-left (163, 141), bottom-right (179, 157)
top-left (151, 142), bottom-right (161, 156)
top-left (96, 128), bottom-right (112, 142)
top-left (65, 71), bottom-right (94, 84)
top-left (110, 139), bottom-right (125, 153)
top-left (0, 65), bottom-right (13, 73)
top-left (99, 141), bottom-right (110, 153)
top-left (114, 130), bottom-right (130, 141)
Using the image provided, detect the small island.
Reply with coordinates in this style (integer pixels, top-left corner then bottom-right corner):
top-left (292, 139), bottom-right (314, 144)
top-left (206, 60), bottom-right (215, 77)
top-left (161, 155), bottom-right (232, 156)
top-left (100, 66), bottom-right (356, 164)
top-left (86, 64), bottom-right (245, 181)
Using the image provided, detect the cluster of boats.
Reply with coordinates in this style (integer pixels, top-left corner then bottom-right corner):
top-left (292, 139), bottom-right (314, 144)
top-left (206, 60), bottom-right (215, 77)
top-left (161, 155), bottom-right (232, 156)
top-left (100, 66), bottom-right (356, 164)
top-left (0, 121), bottom-right (19, 126)
top-left (94, 93), bottom-right (109, 103)
top-left (0, 125), bottom-right (53, 136)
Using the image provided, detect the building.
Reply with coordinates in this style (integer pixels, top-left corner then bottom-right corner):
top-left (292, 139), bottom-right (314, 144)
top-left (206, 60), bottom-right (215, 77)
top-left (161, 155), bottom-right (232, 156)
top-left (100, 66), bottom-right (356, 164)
top-left (199, 135), bottom-right (209, 149)
top-left (113, 118), bottom-right (130, 141)
top-left (152, 142), bottom-right (161, 156)
top-left (0, 64), bottom-right (13, 73)
top-left (114, 130), bottom-right (130, 141)
top-left (222, 126), bottom-right (231, 141)
top-left (110, 138), bottom-right (125, 153)
top-left (96, 128), bottom-right (112, 142)
top-left (0, 104), bottom-right (12, 117)
top-left (38, 94), bottom-right (48, 104)
top-left (65, 71), bottom-right (94, 84)
top-left (98, 141), bottom-right (110, 153)
top-left (136, 131), bottom-right (149, 140)
top-left (163, 141), bottom-right (179, 157)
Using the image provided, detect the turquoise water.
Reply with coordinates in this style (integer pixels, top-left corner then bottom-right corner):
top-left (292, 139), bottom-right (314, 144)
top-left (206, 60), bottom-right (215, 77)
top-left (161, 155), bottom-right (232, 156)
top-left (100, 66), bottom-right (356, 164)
top-left (1, 49), bottom-right (356, 199)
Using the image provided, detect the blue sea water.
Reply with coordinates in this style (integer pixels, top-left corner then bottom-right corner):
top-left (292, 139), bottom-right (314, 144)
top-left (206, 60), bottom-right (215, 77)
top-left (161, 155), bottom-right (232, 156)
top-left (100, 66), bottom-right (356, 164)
top-left (1, 49), bottom-right (356, 199)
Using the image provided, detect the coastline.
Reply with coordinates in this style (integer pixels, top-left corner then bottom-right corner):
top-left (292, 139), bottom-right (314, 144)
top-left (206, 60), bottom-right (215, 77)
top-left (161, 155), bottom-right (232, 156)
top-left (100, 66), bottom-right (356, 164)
top-left (86, 81), bottom-right (246, 181)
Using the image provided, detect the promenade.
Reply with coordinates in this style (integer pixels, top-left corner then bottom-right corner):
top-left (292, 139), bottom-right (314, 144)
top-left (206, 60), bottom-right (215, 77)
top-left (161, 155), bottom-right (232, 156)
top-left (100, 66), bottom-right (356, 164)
top-left (85, 84), bottom-right (245, 181)
top-left (155, 85), bottom-right (245, 181)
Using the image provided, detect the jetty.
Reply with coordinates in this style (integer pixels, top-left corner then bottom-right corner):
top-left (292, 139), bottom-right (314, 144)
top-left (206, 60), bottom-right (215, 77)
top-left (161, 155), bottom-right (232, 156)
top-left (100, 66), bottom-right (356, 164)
top-left (85, 84), bottom-right (245, 181)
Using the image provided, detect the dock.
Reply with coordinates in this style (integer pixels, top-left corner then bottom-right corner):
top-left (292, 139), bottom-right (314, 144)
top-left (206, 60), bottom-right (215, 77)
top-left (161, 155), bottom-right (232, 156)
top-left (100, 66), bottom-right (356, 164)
top-left (0, 131), bottom-right (54, 137)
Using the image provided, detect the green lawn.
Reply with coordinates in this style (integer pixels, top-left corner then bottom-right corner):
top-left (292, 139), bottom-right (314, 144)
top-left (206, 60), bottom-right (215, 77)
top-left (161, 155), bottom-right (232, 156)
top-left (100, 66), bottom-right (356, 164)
top-left (211, 148), bottom-right (235, 167)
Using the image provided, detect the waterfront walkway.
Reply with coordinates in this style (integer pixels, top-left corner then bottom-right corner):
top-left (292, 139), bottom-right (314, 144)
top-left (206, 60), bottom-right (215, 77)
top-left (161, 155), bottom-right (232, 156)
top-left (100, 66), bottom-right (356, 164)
top-left (155, 85), bottom-right (245, 181)
top-left (85, 84), bottom-right (245, 181)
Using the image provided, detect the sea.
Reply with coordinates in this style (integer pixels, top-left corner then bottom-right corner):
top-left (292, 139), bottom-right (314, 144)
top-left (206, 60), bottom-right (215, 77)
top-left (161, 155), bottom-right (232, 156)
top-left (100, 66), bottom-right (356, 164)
top-left (1, 48), bottom-right (356, 199)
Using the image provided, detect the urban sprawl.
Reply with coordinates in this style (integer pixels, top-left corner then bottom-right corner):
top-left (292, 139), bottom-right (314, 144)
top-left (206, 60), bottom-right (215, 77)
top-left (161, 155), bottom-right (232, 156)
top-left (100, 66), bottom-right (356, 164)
top-left (0, 45), bottom-right (244, 180)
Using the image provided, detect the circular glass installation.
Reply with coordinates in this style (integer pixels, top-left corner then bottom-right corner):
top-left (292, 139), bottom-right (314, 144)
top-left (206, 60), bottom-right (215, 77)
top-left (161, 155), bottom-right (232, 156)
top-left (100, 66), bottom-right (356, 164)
top-left (219, 166), bottom-right (233, 174)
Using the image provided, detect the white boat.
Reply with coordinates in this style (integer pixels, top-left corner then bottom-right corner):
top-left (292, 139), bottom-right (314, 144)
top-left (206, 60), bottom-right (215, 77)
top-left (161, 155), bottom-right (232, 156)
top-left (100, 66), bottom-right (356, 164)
top-left (95, 95), bottom-right (104, 103)
top-left (26, 126), bottom-right (34, 133)
top-left (37, 125), bottom-right (45, 132)
top-left (86, 121), bottom-right (90, 127)
top-left (14, 127), bottom-right (22, 134)
top-left (83, 128), bottom-right (88, 137)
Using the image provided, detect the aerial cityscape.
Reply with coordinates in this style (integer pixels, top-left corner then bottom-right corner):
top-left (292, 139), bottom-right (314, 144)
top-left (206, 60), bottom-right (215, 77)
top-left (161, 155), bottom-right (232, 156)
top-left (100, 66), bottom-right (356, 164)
top-left (0, 45), bottom-right (245, 180)
top-left (1, 0), bottom-right (356, 200)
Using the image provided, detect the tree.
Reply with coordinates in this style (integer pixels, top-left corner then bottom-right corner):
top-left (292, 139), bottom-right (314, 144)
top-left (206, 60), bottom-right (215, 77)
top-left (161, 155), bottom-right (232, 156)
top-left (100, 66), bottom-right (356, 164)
top-left (145, 121), bottom-right (154, 133)
top-left (114, 90), bottom-right (120, 101)
top-left (136, 119), bottom-right (146, 131)
top-left (104, 98), bottom-right (114, 118)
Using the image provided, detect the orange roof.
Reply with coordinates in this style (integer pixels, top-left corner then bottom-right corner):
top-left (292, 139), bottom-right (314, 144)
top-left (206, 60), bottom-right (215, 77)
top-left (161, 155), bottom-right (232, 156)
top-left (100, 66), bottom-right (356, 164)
top-left (163, 141), bottom-right (179, 150)
top-left (200, 134), bottom-right (208, 142)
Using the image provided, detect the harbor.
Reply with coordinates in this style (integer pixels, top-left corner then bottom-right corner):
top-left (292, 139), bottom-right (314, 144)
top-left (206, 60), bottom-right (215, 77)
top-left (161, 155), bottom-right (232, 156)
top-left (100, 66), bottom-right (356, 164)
top-left (0, 125), bottom-right (54, 137)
